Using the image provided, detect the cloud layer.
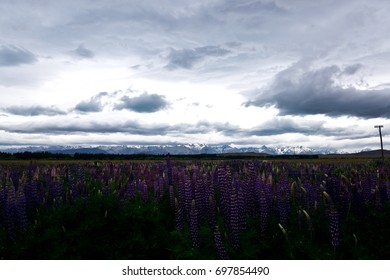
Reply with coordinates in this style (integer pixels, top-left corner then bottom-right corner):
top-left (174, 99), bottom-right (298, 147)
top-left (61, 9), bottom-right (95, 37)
top-left (4, 105), bottom-right (66, 116)
top-left (245, 62), bottom-right (390, 118)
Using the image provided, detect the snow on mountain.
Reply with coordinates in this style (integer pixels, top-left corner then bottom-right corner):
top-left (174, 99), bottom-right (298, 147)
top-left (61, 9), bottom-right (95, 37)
top-left (0, 144), bottom-right (340, 155)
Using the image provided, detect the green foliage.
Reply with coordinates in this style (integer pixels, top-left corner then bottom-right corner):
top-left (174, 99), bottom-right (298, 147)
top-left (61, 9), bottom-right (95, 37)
top-left (1, 194), bottom-right (173, 259)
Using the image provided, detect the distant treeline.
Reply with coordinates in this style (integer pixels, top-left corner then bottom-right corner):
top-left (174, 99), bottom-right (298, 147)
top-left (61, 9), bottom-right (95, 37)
top-left (0, 151), bottom-right (320, 160)
top-left (0, 151), bottom-right (216, 160)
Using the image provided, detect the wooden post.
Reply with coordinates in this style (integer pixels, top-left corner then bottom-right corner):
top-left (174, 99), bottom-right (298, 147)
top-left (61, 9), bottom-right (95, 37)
top-left (374, 125), bottom-right (384, 163)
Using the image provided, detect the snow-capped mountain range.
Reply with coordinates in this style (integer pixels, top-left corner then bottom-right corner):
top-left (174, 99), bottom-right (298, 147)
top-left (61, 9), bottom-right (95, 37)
top-left (0, 144), bottom-right (342, 155)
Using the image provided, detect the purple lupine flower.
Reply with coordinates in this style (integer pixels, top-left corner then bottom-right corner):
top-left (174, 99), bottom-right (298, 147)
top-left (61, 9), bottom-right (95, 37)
top-left (370, 172), bottom-right (378, 190)
top-left (156, 161), bottom-right (164, 178)
top-left (300, 180), bottom-right (309, 210)
top-left (174, 197), bottom-right (183, 231)
top-left (195, 173), bottom-right (206, 223)
top-left (153, 179), bottom-right (160, 202)
top-left (66, 166), bottom-right (74, 186)
top-left (158, 177), bottom-right (165, 201)
top-left (0, 184), bottom-right (7, 226)
top-left (207, 195), bottom-right (217, 229)
top-left (50, 179), bottom-right (65, 206)
top-left (225, 167), bottom-right (232, 187)
top-left (339, 186), bottom-right (350, 222)
top-left (45, 169), bottom-right (53, 191)
top-left (5, 184), bottom-right (16, 239)
top-left (183, 175), bottom-right (193, 219)
top-left (229, 187), bottom-right (240, 249)
top-left (79, 174), bottom-right (89, 197)
top-left (237, 183), bottom-right (246, 231)
top-left (10, 171), bottom-right (20, 190)
top-left (218, 167), bottom-right (231, 223)
top-left (172, 167), bottom-right (180, 189)
top-left (211, 167), bottom-right (218, 186)
top-left (263, 181), bottom-right (273, 213)
top-left (166, 154), bottom-right (173, 186)
top-left (205, 176), bottom-right (215, 209)
top-left (77, 165), bottom-right (85, 185)
top-left (35, 179), bottom-right (45, 207)
top-left (326, 175), bottom-right (341, 206)
top-left (214, 225), bottom-right (229, 260)
top-left (124, 179), bottom-right (136, 200)
top-left (259, 189), bottom-right (269, 235)
top-left (177, 169), bottom-right (186, 217)
top-left (189, 199), bottom-right (200, 247)
top-left (68, 174), bottom-right (79, 200)
top-left (277, 175), bottom-right (290, 226)
top-left (139, 180), bottom-right (148, 202)
top-left (16, 186), bottom-right (28, 228)
top-left (244, 162), bottom-right (257, 216)
top-left (169, 185), bottom-right (175, 209)
top-left (373, 186), bottom-right (382, 209)
top-left (377, 177), bottom-right (388, 205)
top-left (25, 179), bottom-right (40, 211)
top-left (361, 175), bottom-right (372, 206)
top-left (303, 180), bottom-right (316, 212)
top-left (254, 176), bottom-right (263, 210)
top-left (329, 206), bottom-right (340, 248)
top-left (323, 192), bottom-right (340, 248)
top-left (143, 166), bottom-right (152, 189)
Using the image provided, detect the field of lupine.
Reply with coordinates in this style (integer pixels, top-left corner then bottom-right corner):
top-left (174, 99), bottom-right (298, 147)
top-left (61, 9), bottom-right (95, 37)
top-left (0, 158), bottom-right (389, 259)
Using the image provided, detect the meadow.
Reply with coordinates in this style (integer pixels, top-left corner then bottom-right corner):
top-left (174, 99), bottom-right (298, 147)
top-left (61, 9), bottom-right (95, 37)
top-left (0, 157), bottom-right (389, 259)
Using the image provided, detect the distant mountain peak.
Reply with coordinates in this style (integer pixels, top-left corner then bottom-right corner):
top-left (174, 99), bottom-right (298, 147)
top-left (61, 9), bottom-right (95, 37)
top-left (0, 143), bottom-right (341, 155)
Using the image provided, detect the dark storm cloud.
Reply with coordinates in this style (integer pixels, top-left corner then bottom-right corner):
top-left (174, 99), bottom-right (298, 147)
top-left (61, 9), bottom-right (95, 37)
top-left (114, 92), bottom-right (169, 113)
top-left (3, 105), bottom-right (66, 116)
top-left (0, 45), bottom-right (37, 66)
top-left (166, 45), bottom-right (230, 70)
top-left (245, 63), bottom-right (390, 118)
top-left (74, 92), bottom-right (107, 113)
top-left (70, 44), bottom-right (94, 59)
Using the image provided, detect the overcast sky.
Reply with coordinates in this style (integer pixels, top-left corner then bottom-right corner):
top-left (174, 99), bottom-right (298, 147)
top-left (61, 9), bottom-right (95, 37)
top-left (0, 0), bottom-right (389, 151)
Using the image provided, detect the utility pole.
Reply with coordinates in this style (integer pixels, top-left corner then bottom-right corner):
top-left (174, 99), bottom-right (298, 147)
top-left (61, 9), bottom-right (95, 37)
top-left (374, 125), bottom-right (384, 163)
